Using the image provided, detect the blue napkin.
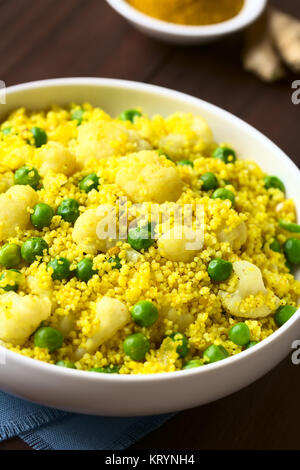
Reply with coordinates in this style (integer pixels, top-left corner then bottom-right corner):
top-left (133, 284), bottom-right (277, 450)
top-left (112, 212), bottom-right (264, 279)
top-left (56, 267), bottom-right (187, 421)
top-left (0, 392), bottom-right (173, 450)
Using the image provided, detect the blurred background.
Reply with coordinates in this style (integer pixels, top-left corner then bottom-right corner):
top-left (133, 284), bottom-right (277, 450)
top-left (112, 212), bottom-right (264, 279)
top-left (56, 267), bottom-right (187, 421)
top-left (1, 0), bottom-right (299, 159)
top-left (1, 0), bottom-right (300, 450)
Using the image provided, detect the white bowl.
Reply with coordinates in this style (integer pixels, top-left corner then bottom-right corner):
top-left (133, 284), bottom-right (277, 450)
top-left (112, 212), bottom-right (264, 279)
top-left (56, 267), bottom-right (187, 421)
top-left (106, 0), bottom-right (266, 44)
top-left (0, 77), bottom-right (300, 417)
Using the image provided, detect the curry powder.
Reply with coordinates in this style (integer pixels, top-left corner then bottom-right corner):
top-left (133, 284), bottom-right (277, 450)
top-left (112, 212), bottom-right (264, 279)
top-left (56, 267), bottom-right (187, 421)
top-left (127, 0), bottom-right (245, 26)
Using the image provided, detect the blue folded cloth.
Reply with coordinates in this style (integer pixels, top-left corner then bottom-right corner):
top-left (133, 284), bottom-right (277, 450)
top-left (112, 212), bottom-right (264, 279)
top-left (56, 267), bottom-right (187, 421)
top-left (0, 392), bottom-right (173, 450)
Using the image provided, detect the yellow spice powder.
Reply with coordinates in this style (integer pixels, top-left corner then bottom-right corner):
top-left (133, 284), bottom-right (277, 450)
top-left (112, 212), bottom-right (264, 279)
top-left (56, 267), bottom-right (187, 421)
top-left (127, 0), bottom-right (245, 26)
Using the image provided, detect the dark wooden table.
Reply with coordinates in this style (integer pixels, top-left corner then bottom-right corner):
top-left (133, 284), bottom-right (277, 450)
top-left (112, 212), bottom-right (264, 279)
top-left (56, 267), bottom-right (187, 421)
top-left (1, 0), bottom-right (300, 451)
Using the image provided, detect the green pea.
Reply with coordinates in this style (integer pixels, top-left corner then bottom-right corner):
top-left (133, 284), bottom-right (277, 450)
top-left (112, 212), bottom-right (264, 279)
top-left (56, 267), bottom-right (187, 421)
top-left (0, 244), bottom-right (21, 268)
top-left (269, 239), bottom-right (281, 252)
top-left (147, 220), bottom-right (156, 235)
top-left (212, 188), bottom-right (235, 206)
top-left (57, 199), bottom-right (80, 224)
top-left (119, 109), bottom-right (142, 123)
top-left (203, 344), bottom-right (229, 363)
top-left (21, 237), bottom-right (48, 264)
top-left (128, 226), bottom-right (155, 252)
top-left (219, 345), bottom-right (229, 356)
top-left (275, 305), bottom-right (297, 326)
top-left (177, 160), bottom-right (194, 168)
top-left (34, 327), bottom-right (63, 351)
top-left (0, 269), bottom-right (22, 292)
top-left (208, 258), bottom-right (233, 282)
top-left (76, 258), bottom-right (96, 282)
top-left (213, 146), bottom-right (236, 164)
top-left (47, 257), bottom-right (71, 281)
top-left (30, 127), bottom-right (47, 147)
top-left (200, 172), bottom-right (219, 191)
top-left (264, 176), bottom-right (285, 193)
top-left (71, 108), bottom-right (84, 125)
top-left (89, 366), bottom-right (120, 374)
top-left (108, 256), bottom-right (122, 270)
top-left (279, 220), bottom-right (300, 233)
top-left (31, 203), bottom-right (54, 230)
top-left (123, 333), bottom-right (150, 361)
top-left (14, 166), bottom-right (41, 189)
top-left (284, 238), bottom-right (300, 265)
top-left (246, 341), bottom-right (258, 349)
top-left (285, 259), bottom-right (293, 272)
top-left (131, 300), bottom-right (158, 327)
top-left (56, 361), bottom-right (76, 369)
top-left (183, 359), bottom-right (203, 370)
top-left (1, 127), bottom-right (11, 135)
top-left (169, 332), bottom-right (189, 359)
top-left (79, 173), bottom-right (99, 193)
top-left (229, 322), bottom-right (250, 346)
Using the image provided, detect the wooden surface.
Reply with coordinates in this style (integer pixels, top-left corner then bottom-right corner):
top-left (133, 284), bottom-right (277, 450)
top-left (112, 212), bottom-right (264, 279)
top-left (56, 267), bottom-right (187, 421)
top-left (1, 0), bottom-right (300, 451)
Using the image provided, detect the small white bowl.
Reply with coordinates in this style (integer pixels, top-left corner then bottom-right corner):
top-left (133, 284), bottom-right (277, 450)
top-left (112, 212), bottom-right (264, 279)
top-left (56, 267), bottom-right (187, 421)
top-left (0, 77), bottom-right (300, 417)
top-left (106, 0), bottom-right (266, 44)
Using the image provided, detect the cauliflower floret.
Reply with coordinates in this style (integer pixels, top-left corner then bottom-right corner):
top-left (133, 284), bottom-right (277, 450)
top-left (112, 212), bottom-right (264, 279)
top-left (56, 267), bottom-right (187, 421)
top-left (56, 314), bottom-right (75, 337)
top-left (159, 113), bottom-right (214, 161)
top-left (37, 141), bottom-right (79, 176)
top-left (0, 292), bottom-right (52, 346)
top-left (219, 261), bottom-right (280, 318)
top-left (0, 143), bottom-right (33, 171)
top-left (28, 268), bottom-right (73, 335)
top-left (162, 306), bottom-right (194, 332)
top-left (0, 185), bottom-right (38, 242)
top-left (126, 248), bottom-right (142, 263)
top-left (27, 270), bottom-right (56, 312)
top-left (0, 171), bottom-right (14, 193)
top-left (217, 221), bottom-right (248, 250)
top-left (116, 150), bottom-right (183, 203)
top-left (157, 224), bottom-right (203, 262)
top-left (75, 121), bottom-right (150, 162)
top-left (73, 206), bottom-right (117, 254)
top-left (76, 297), bottom-right (130, 358)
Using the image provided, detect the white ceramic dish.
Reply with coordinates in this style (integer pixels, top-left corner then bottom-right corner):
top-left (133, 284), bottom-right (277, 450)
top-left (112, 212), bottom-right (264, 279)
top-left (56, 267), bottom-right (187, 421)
top-left (106, 0), bottom-right (266, 44)
top-left (0, 77), bottom-right (299, 417)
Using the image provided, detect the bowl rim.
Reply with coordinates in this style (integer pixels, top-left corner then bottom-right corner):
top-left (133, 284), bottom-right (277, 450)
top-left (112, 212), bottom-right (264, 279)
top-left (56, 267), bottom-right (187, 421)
top-left (1, 76), bottom-right (299, 384)
top-left (105, 0), bottom-right (267, 37)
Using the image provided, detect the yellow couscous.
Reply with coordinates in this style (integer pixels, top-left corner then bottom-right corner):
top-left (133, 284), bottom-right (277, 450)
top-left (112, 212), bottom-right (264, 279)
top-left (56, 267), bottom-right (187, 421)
top-left (0, 103), bottom-right (299, 374)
